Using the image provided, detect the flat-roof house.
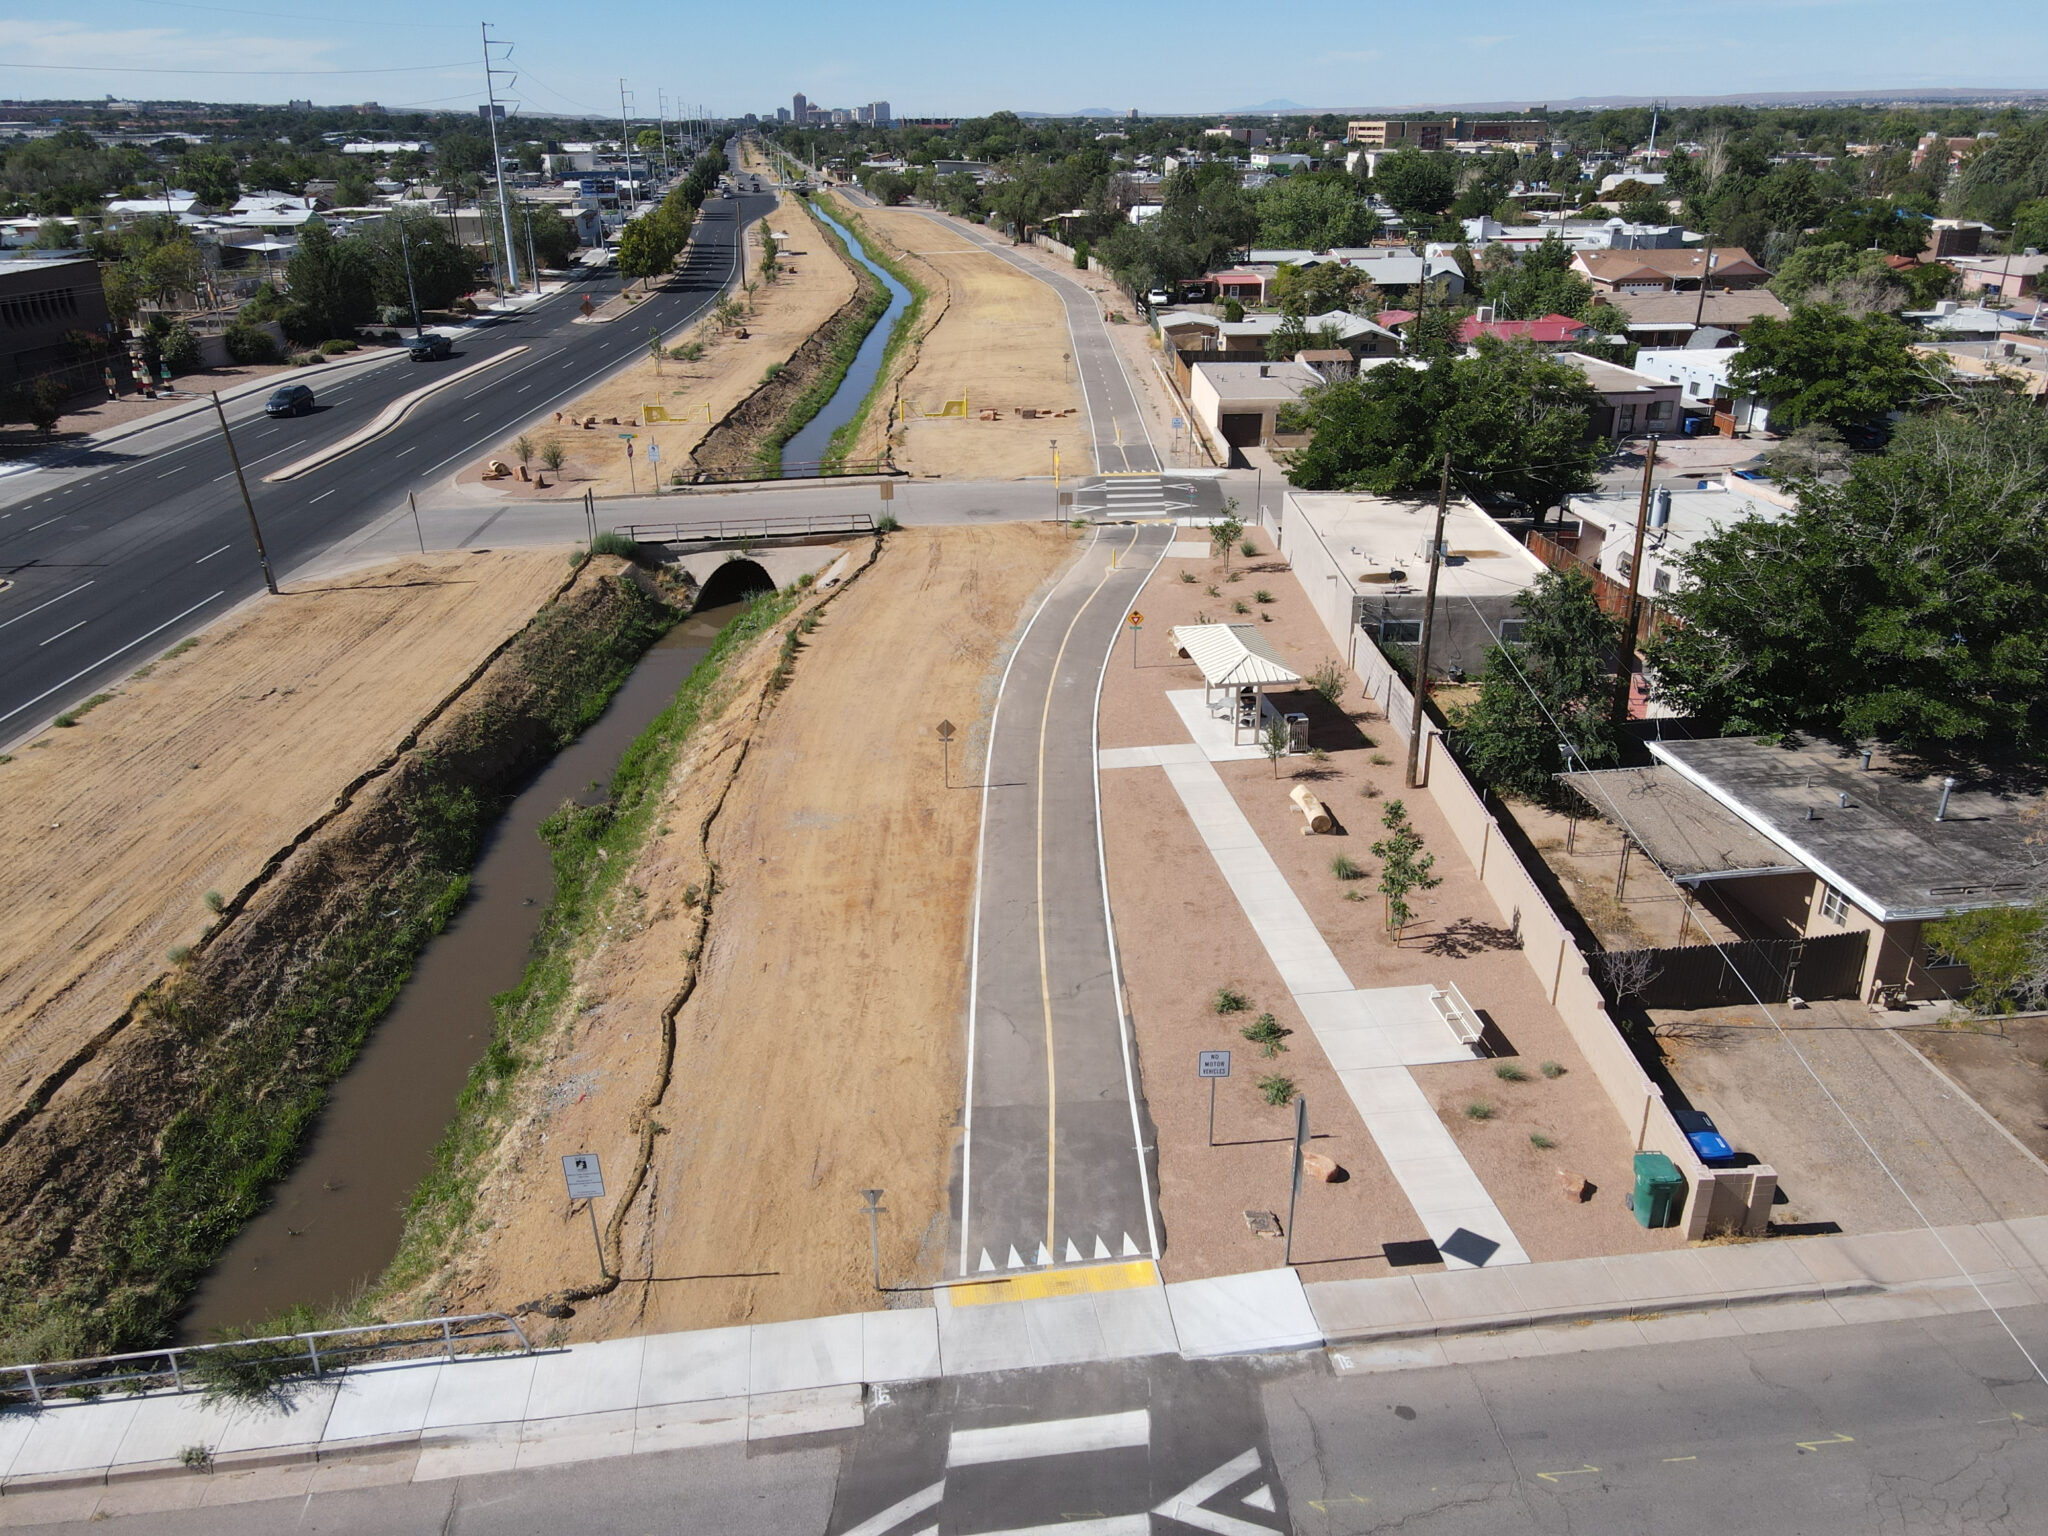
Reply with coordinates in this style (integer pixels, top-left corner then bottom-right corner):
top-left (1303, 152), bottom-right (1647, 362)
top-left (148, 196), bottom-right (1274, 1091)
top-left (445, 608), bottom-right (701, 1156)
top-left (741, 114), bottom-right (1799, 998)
top-left (1944, 252), bottom-right (2045, 302)
top-left (1561, 478), bottom-right (1790, 603)
top-left (1572, 247), bottom-right (1769, 295)
top-left (1188, 359), bottom-right (1322, 459)
top-left (1641, 736), bottom-right (2040, 1003)
top-left (1630, 345), bottom-right (1773, 431)
top-left (1278, 491), bottom-right (1550, 678)
top-left (1563, 353), bottom-right (1684, 441)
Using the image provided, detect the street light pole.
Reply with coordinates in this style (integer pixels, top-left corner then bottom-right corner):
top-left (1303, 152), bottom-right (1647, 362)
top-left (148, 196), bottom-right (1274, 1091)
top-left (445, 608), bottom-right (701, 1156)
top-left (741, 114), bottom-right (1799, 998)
top-left (1612, 434), bottom-right (1660, 731)
top-left (480, 23), bottom-right (520, 294)
top-left (398, 220), bottom-right (423, 336)
top-left (211, 391), bottom-right (278, 595)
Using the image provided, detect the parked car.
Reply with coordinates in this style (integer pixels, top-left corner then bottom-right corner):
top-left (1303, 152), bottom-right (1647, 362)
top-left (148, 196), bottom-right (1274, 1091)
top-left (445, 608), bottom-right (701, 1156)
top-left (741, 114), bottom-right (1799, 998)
top-left (404, 333), bottom-right (453, 362)
top-left (1146, 288), bottom-right (1172, 310)
top-left (264, 384), bottom-right (315, 417)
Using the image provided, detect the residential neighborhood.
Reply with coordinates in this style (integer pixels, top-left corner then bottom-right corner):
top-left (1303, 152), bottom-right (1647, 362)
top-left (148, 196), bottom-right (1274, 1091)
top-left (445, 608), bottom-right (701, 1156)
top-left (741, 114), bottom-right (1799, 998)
top-left (3, 7), bottom-right (2048, 1532)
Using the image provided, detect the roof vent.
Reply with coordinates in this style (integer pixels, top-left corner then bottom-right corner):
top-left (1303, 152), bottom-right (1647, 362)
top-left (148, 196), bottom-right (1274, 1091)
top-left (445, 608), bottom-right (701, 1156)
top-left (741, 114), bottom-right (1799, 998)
top-left (1860, 749), bottom-right (1873, 771)
top-left (1936, 776), bottom-right (1957, 822)
top-left (1837, 791), bottom-right (1851, 809)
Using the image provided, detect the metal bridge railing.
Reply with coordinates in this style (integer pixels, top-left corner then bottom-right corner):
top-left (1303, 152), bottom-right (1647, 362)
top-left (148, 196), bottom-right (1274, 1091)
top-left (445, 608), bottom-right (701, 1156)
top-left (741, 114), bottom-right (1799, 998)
top-left (615, 510), bottom-right (878, 544)
top-left (2, 1312), bottom-right (533, 1409)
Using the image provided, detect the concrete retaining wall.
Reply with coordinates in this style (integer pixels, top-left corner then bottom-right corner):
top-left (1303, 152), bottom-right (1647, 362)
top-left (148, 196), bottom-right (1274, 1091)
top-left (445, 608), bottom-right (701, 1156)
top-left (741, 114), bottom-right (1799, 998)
top-left (1268, 496), bottom-right (1774, 1238)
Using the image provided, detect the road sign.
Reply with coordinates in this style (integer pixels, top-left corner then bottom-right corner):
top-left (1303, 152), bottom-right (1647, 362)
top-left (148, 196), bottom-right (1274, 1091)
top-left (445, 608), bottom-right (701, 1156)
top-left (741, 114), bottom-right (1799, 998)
top-left (1172, 416), bottom-right (1185, 430)
top-left (647, 442), bottom-right (661, 462)
top-left (879, 479), bottom-right (895, 501)
top-left (935, 719), bottom-right (956, 741)
top-left (1198, 1050), bottom-right (1231, 1078)
top-left (1127, 610), bottom-right (1144, 628)
top-left (561, 1153), bottom-right (605, 1200)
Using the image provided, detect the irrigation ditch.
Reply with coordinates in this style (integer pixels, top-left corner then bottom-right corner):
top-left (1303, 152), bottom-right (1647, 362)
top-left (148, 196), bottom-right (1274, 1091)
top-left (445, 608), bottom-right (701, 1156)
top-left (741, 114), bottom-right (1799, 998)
top-left (0, 555), bottom-right (698, 1363)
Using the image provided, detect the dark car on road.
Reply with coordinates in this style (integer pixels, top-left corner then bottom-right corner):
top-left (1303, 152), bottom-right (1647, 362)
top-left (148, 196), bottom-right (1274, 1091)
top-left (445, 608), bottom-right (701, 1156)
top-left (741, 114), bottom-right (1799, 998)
top-left (404, 333), bottom-right (453, 362)
top-left (264, 384), bottom-right (315, 417)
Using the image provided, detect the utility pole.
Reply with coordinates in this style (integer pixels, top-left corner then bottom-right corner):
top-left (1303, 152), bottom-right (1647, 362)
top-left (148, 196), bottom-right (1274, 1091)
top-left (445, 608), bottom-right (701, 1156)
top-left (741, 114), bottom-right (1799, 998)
top-left (619, 80), bottom-right (636, 213)
top-left (656, 91), bottom-right (671, 180)
top-left (522, 201), bottom-right (538, 295)
top-left (211, 392), bottom-right (278, 595)
top-left (1611, 435), bottom-right (1660, 731)
top-left (480, 23), bottom-right (520, 293)
top-left (1405, 452), bottom-right (1451, 789)
top-left (1691, 244), bottom-right (1716, 330)
top-left (398, 219), bottom-right (423, 335)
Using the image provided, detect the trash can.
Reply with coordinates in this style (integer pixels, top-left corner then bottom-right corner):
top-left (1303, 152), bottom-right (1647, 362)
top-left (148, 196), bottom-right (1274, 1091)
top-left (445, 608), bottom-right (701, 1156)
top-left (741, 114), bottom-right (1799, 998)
top-left (1629, 1151), bottom-right (1686, 1229)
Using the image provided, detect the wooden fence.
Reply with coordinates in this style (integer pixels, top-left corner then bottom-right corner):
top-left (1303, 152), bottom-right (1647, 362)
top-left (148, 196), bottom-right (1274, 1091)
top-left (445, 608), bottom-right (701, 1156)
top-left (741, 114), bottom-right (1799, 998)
top-left (1591, 930), bottom-right (1870, 1011)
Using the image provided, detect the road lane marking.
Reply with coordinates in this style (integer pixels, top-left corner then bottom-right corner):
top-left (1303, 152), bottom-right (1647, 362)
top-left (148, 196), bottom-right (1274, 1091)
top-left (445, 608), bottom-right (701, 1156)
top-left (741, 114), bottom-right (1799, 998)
top-left (27, 515), bottom-right (63, 531)
top-left (1796, 1433), bottom-right (1854, 1451)
top-left (948, 1410), bottom-right (1148, 1468)
top-left (39, 619), bottom-right (87, 646)
top-left (1662, 1455), bottom-right (1698, 1463)
top-left (309, 488), bottom-right (338, 502)
top-left (1536, 1466), bottom-right (1600, 1483)
top-left (195, 543), bottom-right (232, 564)
top-left (0, 590), bottom-right (226, 726)
top-left (836, 1482), bottom-right (942, 1536)
top-left (0, 580), bottom-right (94, 632)
top-left (463, 412), bottom-right (482, 421)
top-left (393, 445), bottom-right (416, 457)
top-left (1032, 523), bottom-right (1142, 1250)
top-left (156, 465), bottom-right (187, 478)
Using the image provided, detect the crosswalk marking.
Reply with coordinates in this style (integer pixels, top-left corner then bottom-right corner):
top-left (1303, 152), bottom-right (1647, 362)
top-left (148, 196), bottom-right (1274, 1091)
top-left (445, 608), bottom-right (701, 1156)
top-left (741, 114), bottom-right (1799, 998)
top-left (948, 1409), bottom-right (1150, 1468)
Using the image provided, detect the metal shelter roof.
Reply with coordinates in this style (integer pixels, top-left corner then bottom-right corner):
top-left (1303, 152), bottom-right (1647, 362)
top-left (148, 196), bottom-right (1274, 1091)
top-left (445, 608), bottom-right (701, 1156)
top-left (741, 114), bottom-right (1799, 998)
top-left (1170, 624), bottom-right (1303, 689)
top-left (1558, 765), bottom-right (1805, 884)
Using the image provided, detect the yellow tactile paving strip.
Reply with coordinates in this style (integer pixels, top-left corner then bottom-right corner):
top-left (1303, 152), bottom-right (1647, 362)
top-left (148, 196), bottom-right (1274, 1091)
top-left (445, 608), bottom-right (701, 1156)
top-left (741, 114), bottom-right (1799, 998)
top-left (947, 1260), bottom-right (1160, 1308)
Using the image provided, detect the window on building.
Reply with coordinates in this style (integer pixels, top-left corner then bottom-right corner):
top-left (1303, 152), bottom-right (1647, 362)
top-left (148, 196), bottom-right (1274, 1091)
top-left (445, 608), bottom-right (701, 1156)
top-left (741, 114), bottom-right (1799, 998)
top-left (1496, 618), bottom-right (1527, 644)
top-left (1648, 400), bottom-right (1673, 422)
top-left (1379, 618), bottom-right (1422, 644)
top-left (1652, 568), bottom-right (1671, 593)
top-left (1818, 884), bottom-right (1848, 925)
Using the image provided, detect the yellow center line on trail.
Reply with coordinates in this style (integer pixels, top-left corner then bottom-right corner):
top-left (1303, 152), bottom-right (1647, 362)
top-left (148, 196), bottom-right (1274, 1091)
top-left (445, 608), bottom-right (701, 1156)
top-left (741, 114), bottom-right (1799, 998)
top-left (1036, 522), bottom-right (1144, 1255)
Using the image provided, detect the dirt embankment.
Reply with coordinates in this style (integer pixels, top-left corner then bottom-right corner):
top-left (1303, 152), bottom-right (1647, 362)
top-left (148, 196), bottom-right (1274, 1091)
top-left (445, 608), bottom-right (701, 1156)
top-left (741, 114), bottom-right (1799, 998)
top-left (0, 558), bottom-right (681, 1363)
top-left (467, 196), bottom-right (859, 498)
top-left (835, 200), bottom-right (1087, 479)
top-left (688, 206), bottom-right (883, 479)
top-left (381, 525), bottom-right (1077, 1339)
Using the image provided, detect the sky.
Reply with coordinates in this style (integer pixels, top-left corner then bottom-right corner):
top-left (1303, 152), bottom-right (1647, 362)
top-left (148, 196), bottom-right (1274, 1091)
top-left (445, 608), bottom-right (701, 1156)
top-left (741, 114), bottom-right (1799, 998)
top-left (2, 0), bottom-right (2045, 122)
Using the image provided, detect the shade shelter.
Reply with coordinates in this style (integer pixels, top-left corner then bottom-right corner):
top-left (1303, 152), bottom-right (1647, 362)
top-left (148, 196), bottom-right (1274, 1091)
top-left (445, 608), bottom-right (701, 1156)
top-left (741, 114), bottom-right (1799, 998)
top-left (1171, 623), bottom-right (1303, 745)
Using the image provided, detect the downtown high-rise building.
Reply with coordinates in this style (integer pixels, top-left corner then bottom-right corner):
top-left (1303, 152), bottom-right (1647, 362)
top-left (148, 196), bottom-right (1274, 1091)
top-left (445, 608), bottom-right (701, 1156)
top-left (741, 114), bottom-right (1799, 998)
top-left (792, 92), bottom-right (808, 123)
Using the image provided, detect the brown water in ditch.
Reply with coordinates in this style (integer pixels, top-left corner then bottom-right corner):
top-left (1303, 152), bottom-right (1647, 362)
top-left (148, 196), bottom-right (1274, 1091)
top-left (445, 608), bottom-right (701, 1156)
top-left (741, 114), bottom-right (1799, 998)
top-left (179, 601), bottom-right (746, 1338)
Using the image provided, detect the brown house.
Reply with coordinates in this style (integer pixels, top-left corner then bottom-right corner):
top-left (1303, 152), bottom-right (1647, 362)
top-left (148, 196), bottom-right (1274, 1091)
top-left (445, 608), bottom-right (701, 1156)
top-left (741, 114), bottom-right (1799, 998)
top-left (1572, 247), bottom-right (1770, 295)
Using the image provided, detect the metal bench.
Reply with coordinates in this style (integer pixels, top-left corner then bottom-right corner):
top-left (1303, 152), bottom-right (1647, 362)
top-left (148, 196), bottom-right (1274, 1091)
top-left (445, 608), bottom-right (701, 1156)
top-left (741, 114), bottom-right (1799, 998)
top-left (1429, 981), bottom-right (1486, 1053)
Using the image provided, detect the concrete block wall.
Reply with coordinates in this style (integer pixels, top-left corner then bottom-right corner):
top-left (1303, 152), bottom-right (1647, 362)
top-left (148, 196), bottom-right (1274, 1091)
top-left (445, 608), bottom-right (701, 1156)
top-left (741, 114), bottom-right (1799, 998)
top-left (1271, 497), bottom-right (1773, 1238)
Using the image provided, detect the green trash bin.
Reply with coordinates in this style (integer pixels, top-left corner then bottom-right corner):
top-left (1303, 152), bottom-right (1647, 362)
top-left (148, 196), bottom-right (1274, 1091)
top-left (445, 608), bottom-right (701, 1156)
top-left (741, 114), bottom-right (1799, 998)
top-left (1630, 1151), bottom-right (1685, 1229)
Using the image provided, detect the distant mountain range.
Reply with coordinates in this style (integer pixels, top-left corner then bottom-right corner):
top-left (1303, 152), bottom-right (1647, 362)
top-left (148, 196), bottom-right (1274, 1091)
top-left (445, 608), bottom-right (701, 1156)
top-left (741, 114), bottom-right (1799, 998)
top-left (1012, 87), bottom-right (2048, 119)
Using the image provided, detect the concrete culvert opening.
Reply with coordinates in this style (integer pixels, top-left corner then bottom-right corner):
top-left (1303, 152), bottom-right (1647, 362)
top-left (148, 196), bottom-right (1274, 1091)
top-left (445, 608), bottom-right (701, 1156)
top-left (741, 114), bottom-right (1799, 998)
top-left (692, 557), bottom-right (775, 611)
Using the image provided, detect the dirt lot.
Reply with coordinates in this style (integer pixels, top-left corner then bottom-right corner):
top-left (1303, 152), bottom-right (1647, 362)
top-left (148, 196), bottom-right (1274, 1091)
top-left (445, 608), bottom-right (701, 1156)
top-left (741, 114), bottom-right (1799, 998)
top-left (392, 525), bottom-right (1076, 1338)
top-left (1098, 536), bottom-right (1683, 1283)
top-left (1508, 799), bottom-right (1745, 952)
top-left (1904, 1014), bottom-right (2048, 1162)
top-left (463, 196), bottom-right (855, 498)
top-left (0, 552), bottom-right (576, 1137)
top-left (829, 198), bottom-right (1087, 479)
top-left (1653, 1000), bottom-right (2048, 1233)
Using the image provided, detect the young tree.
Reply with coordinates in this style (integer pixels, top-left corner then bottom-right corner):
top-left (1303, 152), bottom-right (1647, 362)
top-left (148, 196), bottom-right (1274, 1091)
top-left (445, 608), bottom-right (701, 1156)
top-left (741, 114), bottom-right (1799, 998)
top-left (1371, 799), bottom-right (1441, 940)
top-left (1262, 716), bottom-right (1291, 778)
top-left (1644, 400), bottom-right (2048, 754)
top-left (1209, 499), bottom-right (1245, 575)
top-left (1924, 904), bottom-right (2047, 1016)
top-left (1451, 567), bottom-right (1623, 803)
top-left (1726, 304), bottom-right (1935, 430)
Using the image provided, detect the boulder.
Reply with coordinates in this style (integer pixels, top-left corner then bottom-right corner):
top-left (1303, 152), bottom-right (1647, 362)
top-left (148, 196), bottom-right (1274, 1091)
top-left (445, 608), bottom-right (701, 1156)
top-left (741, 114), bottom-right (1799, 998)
top-left (1556, 1169), bottom-right (1591, 1203)
top-left (485, 459), bottom-right (511, 479)
top-left (1301, 1151), bottom-right (1343, 1183)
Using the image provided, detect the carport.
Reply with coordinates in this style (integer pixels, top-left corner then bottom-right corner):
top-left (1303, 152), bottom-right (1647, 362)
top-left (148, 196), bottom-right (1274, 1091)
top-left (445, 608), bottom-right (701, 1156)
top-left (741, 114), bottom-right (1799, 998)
top-left (1170, 622), bottom-right (1303, 745)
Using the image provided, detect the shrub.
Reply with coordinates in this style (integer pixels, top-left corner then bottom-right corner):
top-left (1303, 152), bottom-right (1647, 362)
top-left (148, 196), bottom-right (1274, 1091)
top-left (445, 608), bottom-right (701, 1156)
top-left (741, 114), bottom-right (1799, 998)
top-left (670, 340), bottom-right (705, 362)
top-left (539, 439), bottom-right (568, 474)
top-left (52, 693), bottom-right (112, 727)
top-left (203, 890), bottom-right (225, 914)
top-left (1307, 659), bottom-right (1346, 705)
top-left (1232, 599), bottom-right (1250, 615)
top-left (187, 1338), bottom-right (311, 1406)
top-left (317, 337), bottom-right (357, 356)
top-left (1212, 985), bottom-right (1251, 1014)
top-left (1529, 1132), bottom-right (1558, 1149)
top-left (1254, 588), bottom-right (1274, 604)
top-left (223, 324), bottom-right (279, 365)
top-left (156, 320), bottom-right (202, 376)
top-left (1369, 752), bottom-right (1392, 766)
top-left (1242, 1012), bottom-right (1288, 1056)
top-left (1330, 854), bottom-right (1365, 881)
top-left (1258, 1073), bottom-right (1296, 1106)
top-left (875, 513), bottom-right (900, 533)
top-left (166, 944), bottom-right (192, 964)
top-left (1179, 570), bottom-right (1197, 584)
top-left (513, 433), bottom-right (535, 468)
top-left (1240, 537), bottom-right (1257, 558)
top-left (588, 529), bottom-right (645, 562)
top-left (178, 1444), bottom-right (213, 1470)
top-left (1539, 1060), bottom-right (1565, 1079)
top-left (1494, 1062), bottom-right (1529, 1082)
top-left (1206, 585), bottom-right (1220, 597)
top-left (1464, 1100), bottom-right (1497, 1121)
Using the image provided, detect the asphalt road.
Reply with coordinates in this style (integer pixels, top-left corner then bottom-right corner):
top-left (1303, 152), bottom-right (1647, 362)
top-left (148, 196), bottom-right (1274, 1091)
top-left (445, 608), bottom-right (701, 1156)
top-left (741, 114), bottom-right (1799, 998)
top-left (26, 1306), bottom-right (2048, 1533)
top-left (833, 189), bottom-right (1162, 475)
top-left (0, 182), bottom-right (775, 742)
top-left (958, 522), bottom-right (1175, 1277)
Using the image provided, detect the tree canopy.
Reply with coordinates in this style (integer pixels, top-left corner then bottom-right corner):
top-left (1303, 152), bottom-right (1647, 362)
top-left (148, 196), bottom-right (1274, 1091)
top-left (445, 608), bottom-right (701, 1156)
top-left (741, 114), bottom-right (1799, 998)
top-left (1255, 171), bottom-right (1378, 250)
top-left (1370, 150), bottom-right (1458, 228)
top-left (1726, 304), bottom-right (1935, 429)
top-left (1643, 401), bottom-right (2048, 755)
top-left (1451, 566), bottom-right (1623, 802)
top-left (1282, 338), bottom-right (1603, 516)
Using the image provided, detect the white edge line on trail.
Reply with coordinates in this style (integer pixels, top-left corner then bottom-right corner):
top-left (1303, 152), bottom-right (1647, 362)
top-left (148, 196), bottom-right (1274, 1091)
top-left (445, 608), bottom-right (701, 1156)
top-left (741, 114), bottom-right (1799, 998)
top-left (1088, 526), bottom-right (1171, 1263)
top-left (957, 525), bottom-right (1105, 1278)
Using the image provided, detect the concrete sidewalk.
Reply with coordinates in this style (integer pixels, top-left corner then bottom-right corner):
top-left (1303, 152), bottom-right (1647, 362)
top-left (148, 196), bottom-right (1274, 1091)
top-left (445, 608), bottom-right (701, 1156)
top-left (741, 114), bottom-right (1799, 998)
top-left (7, 1218), bottom-right (2048, 1516)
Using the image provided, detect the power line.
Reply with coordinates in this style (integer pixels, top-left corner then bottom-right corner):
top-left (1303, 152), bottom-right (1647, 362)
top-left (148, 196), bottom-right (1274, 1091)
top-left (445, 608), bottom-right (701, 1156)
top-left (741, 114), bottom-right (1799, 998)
top-left (1, 59), bottom-right (470, 76)
top-left (1423, 531), bottom-right (2048, 1390)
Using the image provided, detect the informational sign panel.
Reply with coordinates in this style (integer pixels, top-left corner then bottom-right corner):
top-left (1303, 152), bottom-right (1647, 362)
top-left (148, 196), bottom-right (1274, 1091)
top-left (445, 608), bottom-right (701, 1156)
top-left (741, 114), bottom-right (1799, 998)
top-left (561, 1153), bottom-right (605, 1201)
top-left (1198, 1050), bottom-right (1232, 1078)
